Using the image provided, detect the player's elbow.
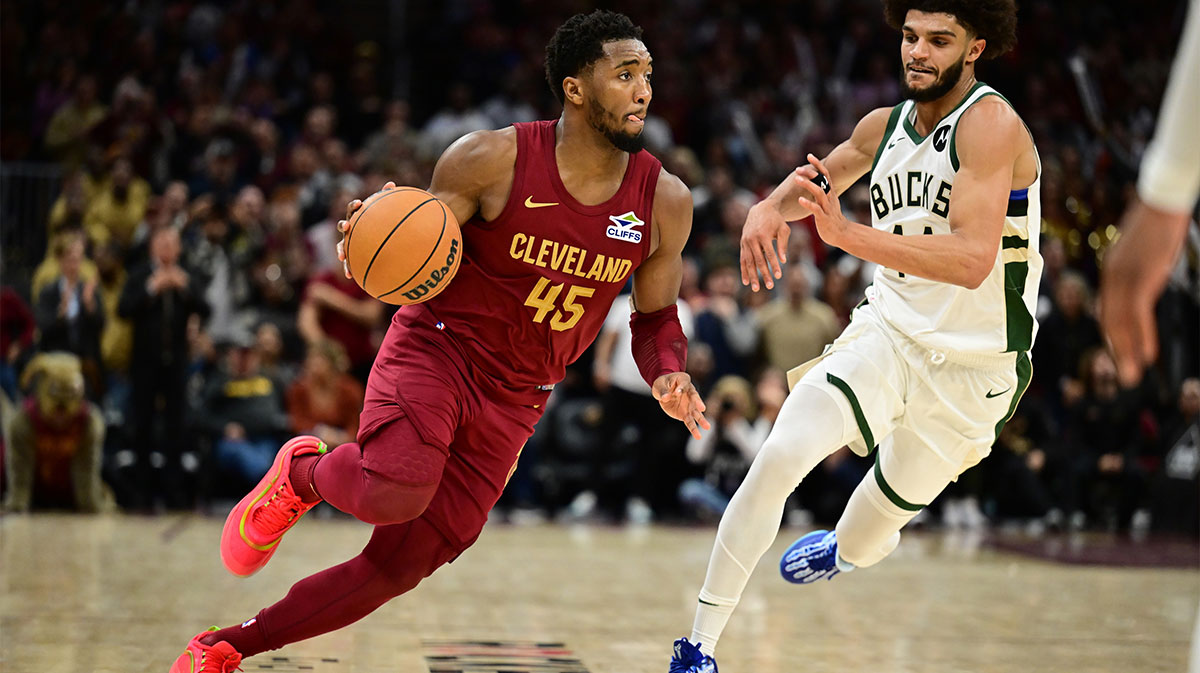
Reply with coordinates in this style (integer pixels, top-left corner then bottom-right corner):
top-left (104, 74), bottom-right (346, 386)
top-left (958, 253), bottom-right (993, 290)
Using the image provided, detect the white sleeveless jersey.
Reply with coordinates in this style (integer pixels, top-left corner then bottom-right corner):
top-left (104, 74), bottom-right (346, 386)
top-left (865, 82), bottom-right (1042, 356)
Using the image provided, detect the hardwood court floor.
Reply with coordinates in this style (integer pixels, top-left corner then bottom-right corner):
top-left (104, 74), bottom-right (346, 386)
top-left (1, 512), bottom-right (1195, 673)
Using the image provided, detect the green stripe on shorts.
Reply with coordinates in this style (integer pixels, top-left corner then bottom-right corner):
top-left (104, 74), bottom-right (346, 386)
top-left (873, 454), bottom-right (925, 512)
top-left (826, 373), bottom-right (874, 450)
top-left (993, 351), bottom-right (1033, 440)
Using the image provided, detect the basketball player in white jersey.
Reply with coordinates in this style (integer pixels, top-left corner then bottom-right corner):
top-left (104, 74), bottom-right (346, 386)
top-left (669, 1), bottom-right (1038, 670)
top-left (1099, 2), bottom-right (1200, 671)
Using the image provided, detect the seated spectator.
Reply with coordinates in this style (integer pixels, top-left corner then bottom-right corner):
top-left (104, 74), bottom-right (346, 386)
top-left (35, 232), bottom-right (105, 397)
top-left (1064, 349), bottom-right (1149, 530)
top-left (3, 352), bottom-right (111, 512)
top-left (31, 228), bottom-right (99, 303)
top-left (1150, 378), bottom-right (1199, 535)
top-left (287, 339), bottom-right (363, 448)
top-left (196, 330), bottom-right (291, 486)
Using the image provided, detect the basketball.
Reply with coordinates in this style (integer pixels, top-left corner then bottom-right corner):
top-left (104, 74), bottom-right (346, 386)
top-left (344, 187), bottom-right (462, 305)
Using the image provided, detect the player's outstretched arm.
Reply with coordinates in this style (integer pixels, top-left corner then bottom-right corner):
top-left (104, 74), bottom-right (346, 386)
top-left (335, 128), bottom-right (517, 278)
top-left (631, 169), bottom-right (710, 439)
top-left (1100, 0), bottom-right (1200, 386)
top-left (741, 106), bottom-right (889, 291)
top-left (802, 99), bottom-right (1021, 289)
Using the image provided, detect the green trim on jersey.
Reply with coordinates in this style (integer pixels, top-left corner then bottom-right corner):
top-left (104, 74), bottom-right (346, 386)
top-left (827, 373), bottom-right (874, 450)
top-left (993, 351), bottom-right (1033, 440)
top-left (871, 104), bottom-right (907, 176)
top-left (902, 81), bottom-right (987, 144)
top-left (1006, 197), bottom-right (1029, 217)
top-left (873, 455), bottom-right (925, 511)
top-left (1003, 260), bottom-right (1035, 352)
top-left (1002, 235), bottom-right (1028, 249)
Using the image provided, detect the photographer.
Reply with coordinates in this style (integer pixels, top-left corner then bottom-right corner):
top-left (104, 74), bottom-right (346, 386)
top-left (679, 373), bottom-right (784, 519)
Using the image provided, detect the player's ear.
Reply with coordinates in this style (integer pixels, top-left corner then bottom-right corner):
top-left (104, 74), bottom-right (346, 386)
top-left (562, 76), bottom-right (585, 107)
top-left (966, 36), bottom-right (986, 64)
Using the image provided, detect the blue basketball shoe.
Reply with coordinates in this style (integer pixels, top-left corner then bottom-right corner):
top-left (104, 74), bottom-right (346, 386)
top-left (669, 638), bottom-right (718, 673)
top-left (780, 529), bottom-right (848, 584)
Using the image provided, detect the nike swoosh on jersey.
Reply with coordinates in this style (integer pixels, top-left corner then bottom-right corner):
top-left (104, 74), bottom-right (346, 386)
top-left (524, 196), bottom-right (559, 209)
top-left (985, 387), bottom-right (1012, 398)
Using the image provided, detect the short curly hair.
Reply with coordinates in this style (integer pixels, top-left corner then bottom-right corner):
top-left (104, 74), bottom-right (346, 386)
top-left (883, 0), bottom-right (1018, 59)
top-left (544, 10), bottom-right (644, 105)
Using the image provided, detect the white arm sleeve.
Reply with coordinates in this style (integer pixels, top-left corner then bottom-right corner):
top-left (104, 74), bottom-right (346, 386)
top-left (1137, 0), bottom-right (1200, 212)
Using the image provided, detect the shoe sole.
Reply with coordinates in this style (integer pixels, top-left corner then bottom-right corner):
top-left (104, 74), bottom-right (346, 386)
top-left (779, 529), bottom-right (837, 584)
top-left (220, 436), bottom-right (325, 577)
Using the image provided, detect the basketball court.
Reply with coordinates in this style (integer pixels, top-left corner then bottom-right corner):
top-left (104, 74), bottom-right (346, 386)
top-left (2, 512), bottom-right (1194, 672)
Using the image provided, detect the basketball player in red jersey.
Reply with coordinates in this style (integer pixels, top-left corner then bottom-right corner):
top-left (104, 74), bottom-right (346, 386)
top-left (170, 10), bottom-right (706, 671)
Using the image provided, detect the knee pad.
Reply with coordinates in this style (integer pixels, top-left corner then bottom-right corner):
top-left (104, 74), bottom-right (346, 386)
top-left (353, 475), bottom-right (438, 526)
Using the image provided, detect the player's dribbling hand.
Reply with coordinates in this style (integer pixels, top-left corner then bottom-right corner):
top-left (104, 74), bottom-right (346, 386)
top-left (337, 181), bottom-right (397, 279)
top-left (652, 372), bottom-right (711, 440)
top-left (796, 154), bottom-right (849, 250)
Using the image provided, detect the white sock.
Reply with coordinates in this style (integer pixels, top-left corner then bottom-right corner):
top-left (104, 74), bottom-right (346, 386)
top-left (689, 384), bottom-right (856, 654)
top-left (691, 588), bottom-right (736, 656)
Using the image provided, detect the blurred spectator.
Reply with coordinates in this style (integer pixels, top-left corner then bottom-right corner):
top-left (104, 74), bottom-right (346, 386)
top-left (359, 100), bottom-right (419, 171)
top-left (756, 262), bottom-right (840, 372)
top-left (255, 322), bottom-right (298, 388)
top-left (590, 294), bottom-right (695, 522)
top-left (83, 156), bottom-right (151, 250)
top-left (94, 241), bottom-right (133, 380)
top-left (420, 82), bottom-right (493, 160)
top-left (1033, 271), bottom-right (1103, 419)
top-left (46, 170), bottom-right (93, 237)
top-left (678, 375), bottom-right (772, 519)
top-left (3, 353), bottom-right (110, 513)
top-left (31, 228), bottom-right (99, 300)
top-left (0, 283), bottom-right (35, 402)
top-left (185, 203), bottom-right (259, 343)
top-left (1064, 349), bottom-right (1149, 531)
top-left (693, 263), bottom-right (758, 382)
top-left (35, 233), bottom-right (104, 396)
top-left (297, 268), bottom-right (383, 383)
top-left (307, 186), bottom-right (356, 275)
top-left (43, 74), bottom-right (106, 168)
top-left (286, 338), bottom-right (363, 448)
top-left (1149, 378), bottom-right (1199, 535)
top-left (196, 330), bottom-right (291, 486)
top-left (119, 227), bottom-right (207, 507)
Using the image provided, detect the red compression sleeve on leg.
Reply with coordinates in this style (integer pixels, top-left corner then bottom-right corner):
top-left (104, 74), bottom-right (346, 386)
top-left (629, 303), bottom-right (688, 387)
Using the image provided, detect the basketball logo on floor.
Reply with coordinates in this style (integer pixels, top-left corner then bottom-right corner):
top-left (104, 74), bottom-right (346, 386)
top-left (423, 640), bottom-right (590, 673)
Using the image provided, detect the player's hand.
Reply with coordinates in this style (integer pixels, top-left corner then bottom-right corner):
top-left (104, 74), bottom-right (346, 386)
top-left (741, 194), bottom-right (791, 292)
top-left (652, 372), bottom-right (710, 440)
top-left (796, 154), bottom-right (849, 249)
top-left (337, 181), bottom-right (397, 279)
top-left (1099, 200), bottom-right (1190, 386)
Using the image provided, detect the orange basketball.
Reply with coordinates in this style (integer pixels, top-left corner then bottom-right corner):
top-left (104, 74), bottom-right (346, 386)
top-left (344, 187), bottom-right (462, 305)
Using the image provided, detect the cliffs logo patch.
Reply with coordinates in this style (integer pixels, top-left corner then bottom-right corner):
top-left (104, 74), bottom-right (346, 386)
top-left (606, 211), bottom-right (644, 243)
top-left (933, 125), bottom-right (951, 152)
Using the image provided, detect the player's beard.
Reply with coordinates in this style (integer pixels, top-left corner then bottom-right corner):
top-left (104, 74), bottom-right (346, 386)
top-left (900, 52), bottom-right (966, 102)
top-left (587, 97), bottom-right (646, 154)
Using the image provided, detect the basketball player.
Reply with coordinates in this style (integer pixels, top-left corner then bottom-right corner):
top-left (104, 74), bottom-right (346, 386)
top-left (669, 2), bottom-right (1039, 670)
top-left (170, 10), bottom-right (708, 671)
top-left (1098, 2), bottom-right (1200, 671)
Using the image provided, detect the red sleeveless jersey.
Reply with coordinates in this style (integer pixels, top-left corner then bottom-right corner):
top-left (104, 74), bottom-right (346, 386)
top-left (421, 119), bottom-right (661, 390)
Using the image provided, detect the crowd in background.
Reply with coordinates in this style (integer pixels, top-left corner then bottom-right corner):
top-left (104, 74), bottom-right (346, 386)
top-left (0, 0), bottom-right (1196, 534)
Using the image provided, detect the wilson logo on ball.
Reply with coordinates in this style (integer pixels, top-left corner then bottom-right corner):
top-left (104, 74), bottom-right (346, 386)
top-left (401, 238), bottom-right (459, 302)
